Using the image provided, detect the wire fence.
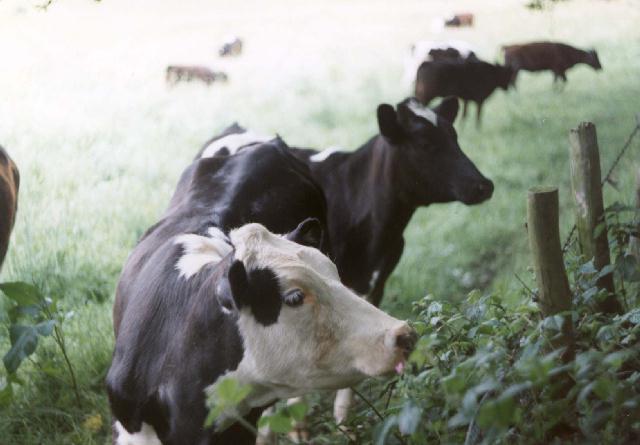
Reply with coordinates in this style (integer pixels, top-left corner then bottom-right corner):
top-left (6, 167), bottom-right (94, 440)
top-left (561, 117), bottom-right (640, 253)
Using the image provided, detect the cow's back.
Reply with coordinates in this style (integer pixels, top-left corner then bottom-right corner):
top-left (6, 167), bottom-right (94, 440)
top-left (0, 146), bottom-right (19, 270)
top-left (504, 42), bottom-right (569, 71)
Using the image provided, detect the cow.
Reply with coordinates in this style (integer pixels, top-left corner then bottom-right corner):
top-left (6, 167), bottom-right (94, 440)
top-left (0, 145), bottom-right (19, 271)
top-left (219, 36), bottom-right (243, 57)
top-left (445, 13), bottom-right (474, 27)
top-left (415, 60), bottom-right (513, 125)
top-left (502, 41), bottom-right (602, 86)
top-left (402, 40), bottom-right (476, 87)
top-left (166, 65), bottom-right (228, 86)
top-left (106, 137), bottom-right (417, 445)
top-left (209, 97), bottom-right (493, 425)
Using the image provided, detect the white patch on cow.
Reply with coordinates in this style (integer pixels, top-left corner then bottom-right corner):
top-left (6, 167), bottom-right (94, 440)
top-left (407, 100), bottom-right (438, 126)
top-left (201, 131), bottom-right (272, 158)
top-left (174, 229), bottom-right (233, 279)
top-left (206, 223), bottom-right (412, 424)
top-left (309, 146), bottom-right (345, 163)
top-left (114, 421), bottom-right (161, 445)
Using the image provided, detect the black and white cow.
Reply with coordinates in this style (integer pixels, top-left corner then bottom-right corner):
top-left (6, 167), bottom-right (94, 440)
top-left (202, 98), bottom-right (492, 424)
top-left (107, 138), bottom-right (416, 444)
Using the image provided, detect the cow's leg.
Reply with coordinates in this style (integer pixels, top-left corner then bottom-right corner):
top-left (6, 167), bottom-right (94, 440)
top-left (476, 101), bottom-right (483, 127)
top-left (286, 397), bottom-right (309, 443)
top-left (333, 388), bottom-right (353, 424)
top-left (255, 407), bottom-right (276, 445)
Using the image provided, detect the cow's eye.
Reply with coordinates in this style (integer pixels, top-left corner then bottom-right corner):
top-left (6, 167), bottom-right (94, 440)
top-left (283, 289), bottom-right (305, 307)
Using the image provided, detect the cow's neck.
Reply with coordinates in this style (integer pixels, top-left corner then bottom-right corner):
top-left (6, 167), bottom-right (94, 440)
top-left (325, 135), bottom-right (417, 243)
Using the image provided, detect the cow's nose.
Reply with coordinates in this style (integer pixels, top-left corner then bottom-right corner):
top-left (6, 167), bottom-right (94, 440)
top-left (476, 179), bottom-right (494, 198)
top-left (394, 325), bottom-right (418, 357)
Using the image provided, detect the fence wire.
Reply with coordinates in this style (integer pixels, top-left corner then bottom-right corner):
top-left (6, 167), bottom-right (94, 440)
top-left (561, 119), bottom-right (640, 253)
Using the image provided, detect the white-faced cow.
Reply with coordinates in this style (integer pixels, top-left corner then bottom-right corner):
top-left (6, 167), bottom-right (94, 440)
top-left (205, 98), bottom-right (492, 424)
top-left (106, 138), bottom-right (416, 445)
top-left (0, 145), bottom-right (19, 271)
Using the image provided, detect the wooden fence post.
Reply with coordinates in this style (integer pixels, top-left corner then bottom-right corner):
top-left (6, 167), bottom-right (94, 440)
top-left (569, 122), bottom-right (622, 314)
top-left (628, 167), bottom-right (640, 259)
top-left (527, 187), bottom-right (574, 359)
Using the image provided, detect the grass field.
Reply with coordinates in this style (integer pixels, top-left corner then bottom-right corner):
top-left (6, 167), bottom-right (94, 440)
top-left (0, 0), bottom-right (639, 443)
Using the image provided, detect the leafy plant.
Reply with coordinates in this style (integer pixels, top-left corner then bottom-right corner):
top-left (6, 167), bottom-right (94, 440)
top-left (1, 281), bottom-right (81, 407)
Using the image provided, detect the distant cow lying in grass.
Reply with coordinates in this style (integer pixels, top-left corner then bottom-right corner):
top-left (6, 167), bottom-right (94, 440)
top-left (0, 145), bottom-right (19, 270)
top-left (502, 41), bottom-right (602, 85)
top-left (219, 36), bottom-right (243, 56)
top-left (166, 65), bottom-right (228, 86)
top-left (107, 137), bottom-right (416, 445)
top-left (445, 13), bottom-right (474, 27)
top-left (415, 60), bottom-right (513, 125)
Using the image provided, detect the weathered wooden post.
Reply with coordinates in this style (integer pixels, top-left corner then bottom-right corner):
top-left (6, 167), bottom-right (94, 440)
top-left (569, 122), bottom-right (622, 314)
top-left (527, 187), bottom-right (574, 359)
top-left (629, 167), bottom-right (640, 259)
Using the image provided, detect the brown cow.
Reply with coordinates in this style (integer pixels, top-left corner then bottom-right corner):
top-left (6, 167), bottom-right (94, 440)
top-left (165, 65), bottom-right (228, 86)
top-left (503, 41), bottom-right (602, 86)
top-left (0, 146), bottom-right (19, 270)
top-left (445, 13), bottom-right (474, 27)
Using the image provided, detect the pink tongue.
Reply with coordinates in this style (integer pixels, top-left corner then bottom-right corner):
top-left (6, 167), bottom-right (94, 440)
top-left (395, 361), bottom-right (405, 374)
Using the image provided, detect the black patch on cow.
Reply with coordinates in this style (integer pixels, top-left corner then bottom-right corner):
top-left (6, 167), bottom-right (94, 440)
top-left (228, 260), bottom-right (282, 326)
top-left (286, 217), bottom-right (323, 249)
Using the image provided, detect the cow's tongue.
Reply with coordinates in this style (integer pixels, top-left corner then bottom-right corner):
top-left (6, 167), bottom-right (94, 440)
top-left (395, 361), bottom-right (405, 375)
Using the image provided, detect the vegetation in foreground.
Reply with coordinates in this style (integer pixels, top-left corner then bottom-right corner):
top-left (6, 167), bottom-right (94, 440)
top-left (0, 0), bottom-right (639, 443)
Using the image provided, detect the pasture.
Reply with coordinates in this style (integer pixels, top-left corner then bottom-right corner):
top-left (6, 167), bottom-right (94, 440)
top-left (0, 0), bottom-right (639, 443)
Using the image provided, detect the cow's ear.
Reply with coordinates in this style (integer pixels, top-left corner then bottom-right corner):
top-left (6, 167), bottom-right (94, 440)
top-left (286, 218), bottom-right (323, 249)
top-left (433, 97), bottom-right (459, 123)
top-left (377, 104), bottom-right (403, 142)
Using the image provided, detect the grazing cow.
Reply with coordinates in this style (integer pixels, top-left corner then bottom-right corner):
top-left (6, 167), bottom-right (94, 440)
top-left (0, 146), bottom-right (19, 271)
top-left (106, 138), bottom-right (416, 445)
top-left (402, 40), bottom-right (476, 88)
top-left (166, 65), bottom-right (228, 86)
top-left (219, 36), bottom-right (243, 57)
top-left (445, 13), bottom-right (474, 27)
top-left (415, 60), bottom-right (513, 124)
top-left (502, 41), bottom-right (602, 85)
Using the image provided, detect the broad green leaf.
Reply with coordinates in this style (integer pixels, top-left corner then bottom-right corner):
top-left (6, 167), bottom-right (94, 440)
top-left (373, 415), bottom-right (398, 445)
top-left (3, 325), bottom-right (39, 374)
top-left (287, 402), bottom-right (307, 422)
top-left (0, 282), bottom-right (43, 306)
top-left (398, 400), bottom-right (422, 435)
top-left (267, 412), bottom-right (293, 434)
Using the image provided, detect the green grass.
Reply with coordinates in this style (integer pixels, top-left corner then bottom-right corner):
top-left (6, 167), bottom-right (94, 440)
top-left (0, 0), bottom-right (639, 443)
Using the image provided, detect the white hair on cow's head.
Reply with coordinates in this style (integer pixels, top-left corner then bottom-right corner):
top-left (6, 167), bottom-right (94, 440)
top-left (174, 227), bottom-right (233, 279)
top-left (406, 100), bottom-right (438, 126)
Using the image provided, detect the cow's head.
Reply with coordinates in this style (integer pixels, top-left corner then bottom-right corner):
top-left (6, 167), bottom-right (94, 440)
top-left (219, 219), bottom-right (416, 398)
top-left (376, 97), bottom-right (493, 206)
top-left (495, 64), bottom-right (515, 90)
top-left (588, 49), bottom-right (602, 71)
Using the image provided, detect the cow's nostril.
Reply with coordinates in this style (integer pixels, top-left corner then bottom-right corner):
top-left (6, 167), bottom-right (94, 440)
top-left (396, 330), bottom-right (418, 353)
top-left (476, 180), bottom-right (494, 196)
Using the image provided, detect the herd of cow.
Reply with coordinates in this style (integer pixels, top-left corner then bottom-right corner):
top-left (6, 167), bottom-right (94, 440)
top-left (0, 15), bottom-right (604, 445)
top-left (409, 40), bottom-right (602, 124)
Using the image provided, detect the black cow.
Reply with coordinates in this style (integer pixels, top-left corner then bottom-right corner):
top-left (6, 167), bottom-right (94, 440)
top-left (0, 145), bottom-right (19, 270)
top-left (107, 138), bottom-right (416, 445)
top-left (415, 60), bottom-right (513, 125)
